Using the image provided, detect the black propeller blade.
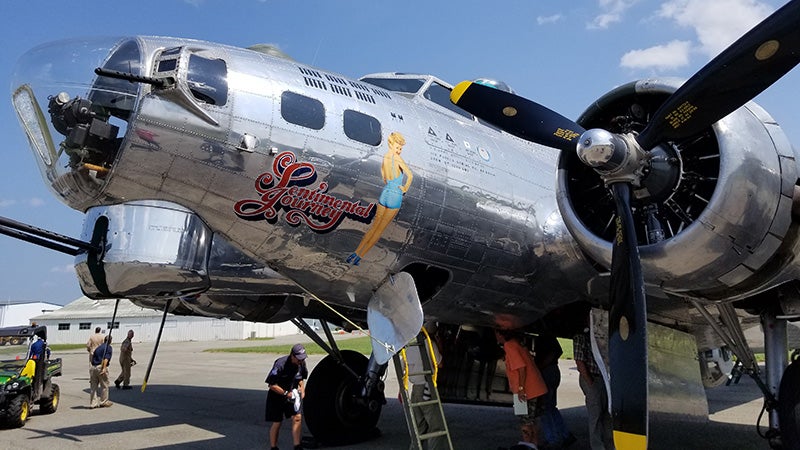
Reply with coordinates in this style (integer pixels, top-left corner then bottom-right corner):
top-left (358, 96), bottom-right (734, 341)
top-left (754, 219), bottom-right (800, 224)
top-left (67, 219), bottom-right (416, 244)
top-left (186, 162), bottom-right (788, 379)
top-left (608, 183), bottom-right (648, 449)
top-left (637, 0), bottom-right (800, 150)
top-left (450, 3), bottom-right (800, 449)
top-left (450, 81), bottom-right (585, 152)
top-left (451, 76), bottom-right (653, 449)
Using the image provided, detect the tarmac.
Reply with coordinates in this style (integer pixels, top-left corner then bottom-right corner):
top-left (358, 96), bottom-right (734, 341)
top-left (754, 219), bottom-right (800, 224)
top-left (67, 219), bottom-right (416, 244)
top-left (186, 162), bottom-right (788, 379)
top-left (0, 333), bottom-right (776, 449)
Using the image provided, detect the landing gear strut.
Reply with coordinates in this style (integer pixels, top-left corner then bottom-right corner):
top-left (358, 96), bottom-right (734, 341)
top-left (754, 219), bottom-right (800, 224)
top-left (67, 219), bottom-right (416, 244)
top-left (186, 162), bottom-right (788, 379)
top-left (762, 311), bottom-right (788, 447)
top-left (695, 301), bottom-right (799, 449)
top-left (292, 319), bottom-right (384, 446)
top-left (294, 272), bottom-right (422, 445)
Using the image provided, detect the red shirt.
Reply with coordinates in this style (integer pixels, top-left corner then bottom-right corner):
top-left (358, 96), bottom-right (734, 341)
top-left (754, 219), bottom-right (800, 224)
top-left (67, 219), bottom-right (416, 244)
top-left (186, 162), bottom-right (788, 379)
top-left (503, 338), bottom-right (547, 398)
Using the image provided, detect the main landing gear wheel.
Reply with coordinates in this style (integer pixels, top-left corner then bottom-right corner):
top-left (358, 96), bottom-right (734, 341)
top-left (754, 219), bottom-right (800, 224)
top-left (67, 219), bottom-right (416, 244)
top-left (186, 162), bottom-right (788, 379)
top-left (304, 350), bottom-right (382, 445)
top-left (778, 356), bottom-right (800, 449)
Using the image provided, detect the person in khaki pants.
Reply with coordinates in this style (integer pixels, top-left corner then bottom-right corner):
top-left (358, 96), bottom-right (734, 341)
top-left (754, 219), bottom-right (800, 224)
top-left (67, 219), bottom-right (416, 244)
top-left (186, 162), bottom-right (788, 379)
top-left (86, 327), bottom-right (104, 364)
top-left (89, 335), bottom-right (113, 408)
top-left (114, 330), bottom-right (135, 390)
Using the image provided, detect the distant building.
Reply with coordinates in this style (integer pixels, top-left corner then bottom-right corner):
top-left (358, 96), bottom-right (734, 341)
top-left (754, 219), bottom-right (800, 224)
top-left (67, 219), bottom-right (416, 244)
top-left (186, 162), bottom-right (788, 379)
top-left (30, 296), bottom-right (301, 344)
top-left (0, 300), bottom-right (62, 327)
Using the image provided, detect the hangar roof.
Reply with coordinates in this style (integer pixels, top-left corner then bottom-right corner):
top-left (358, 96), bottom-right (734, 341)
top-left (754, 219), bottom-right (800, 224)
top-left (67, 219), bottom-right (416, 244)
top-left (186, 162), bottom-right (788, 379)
top-left (30, 296), bottom-right (161, 321)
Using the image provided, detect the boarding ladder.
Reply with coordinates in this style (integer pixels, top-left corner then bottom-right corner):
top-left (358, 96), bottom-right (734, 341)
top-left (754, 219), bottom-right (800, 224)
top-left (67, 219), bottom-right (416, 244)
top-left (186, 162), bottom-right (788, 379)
top-left (393, 328), bottom-right (454, 450)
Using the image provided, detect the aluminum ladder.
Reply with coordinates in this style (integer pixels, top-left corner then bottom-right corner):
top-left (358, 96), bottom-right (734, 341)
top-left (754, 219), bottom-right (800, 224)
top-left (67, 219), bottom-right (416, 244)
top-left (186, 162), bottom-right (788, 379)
top-left (393, 329), bottom-right (453, 450)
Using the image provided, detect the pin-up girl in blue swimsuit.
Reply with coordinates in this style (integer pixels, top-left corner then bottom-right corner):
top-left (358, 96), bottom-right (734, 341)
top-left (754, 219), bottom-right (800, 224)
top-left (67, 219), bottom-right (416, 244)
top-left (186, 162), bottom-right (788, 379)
top-left (347, 132), bottom-right (413, 265)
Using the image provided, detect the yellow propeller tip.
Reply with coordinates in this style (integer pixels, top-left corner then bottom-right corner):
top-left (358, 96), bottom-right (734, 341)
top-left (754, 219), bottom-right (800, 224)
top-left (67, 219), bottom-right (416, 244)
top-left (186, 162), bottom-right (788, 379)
top-left (450, 81), bottom-right (473, 104)
top-left (613, 430), bottom-right (647, 450)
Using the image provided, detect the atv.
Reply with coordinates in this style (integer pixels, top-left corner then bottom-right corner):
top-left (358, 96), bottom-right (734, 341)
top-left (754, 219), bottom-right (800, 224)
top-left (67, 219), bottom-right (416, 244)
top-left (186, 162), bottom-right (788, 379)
top-left (0, 325), bottom-right (62, 427)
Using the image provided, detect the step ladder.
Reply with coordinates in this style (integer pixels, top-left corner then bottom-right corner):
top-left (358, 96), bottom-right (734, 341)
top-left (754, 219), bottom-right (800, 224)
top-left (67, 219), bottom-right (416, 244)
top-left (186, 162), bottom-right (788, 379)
top-left (393, 328), bottom-right (454, 450)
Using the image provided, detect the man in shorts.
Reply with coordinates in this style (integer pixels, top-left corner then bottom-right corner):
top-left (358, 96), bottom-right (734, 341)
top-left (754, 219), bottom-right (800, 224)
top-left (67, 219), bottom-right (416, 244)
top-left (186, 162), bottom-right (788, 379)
top-left (496, 330), bottom-right (548, 448)
top-left (265, 343), bottom-right (309, 450)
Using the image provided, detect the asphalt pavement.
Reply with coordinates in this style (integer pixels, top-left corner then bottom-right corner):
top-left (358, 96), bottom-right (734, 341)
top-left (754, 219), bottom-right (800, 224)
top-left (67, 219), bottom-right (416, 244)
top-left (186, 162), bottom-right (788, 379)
top-left (0, 334), bottom-right (775, 449)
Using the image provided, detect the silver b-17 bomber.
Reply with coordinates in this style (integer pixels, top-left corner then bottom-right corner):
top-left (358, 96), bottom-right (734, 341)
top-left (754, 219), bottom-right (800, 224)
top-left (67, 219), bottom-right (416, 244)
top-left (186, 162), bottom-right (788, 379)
top-left (3, 1), bottom-right (800, 449)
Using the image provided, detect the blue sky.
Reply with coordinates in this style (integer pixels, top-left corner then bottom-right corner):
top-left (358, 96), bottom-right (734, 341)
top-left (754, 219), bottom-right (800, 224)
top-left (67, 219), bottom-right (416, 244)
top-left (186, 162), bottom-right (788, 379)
top-left (1, 0), bottom-right (798, 306)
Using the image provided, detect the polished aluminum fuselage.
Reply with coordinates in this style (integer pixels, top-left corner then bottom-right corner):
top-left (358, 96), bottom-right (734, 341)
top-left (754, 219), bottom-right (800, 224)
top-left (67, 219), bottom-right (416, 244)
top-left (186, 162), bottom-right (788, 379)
top-left (15, 37), bottom-right (595, 328)
top-left (12, 36), bottom-right (800, 331)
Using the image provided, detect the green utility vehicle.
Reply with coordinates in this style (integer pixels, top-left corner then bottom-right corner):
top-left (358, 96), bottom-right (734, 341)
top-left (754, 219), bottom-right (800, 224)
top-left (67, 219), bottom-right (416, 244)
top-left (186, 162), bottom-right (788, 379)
top-left (0, 325), bottom-right (61, 427)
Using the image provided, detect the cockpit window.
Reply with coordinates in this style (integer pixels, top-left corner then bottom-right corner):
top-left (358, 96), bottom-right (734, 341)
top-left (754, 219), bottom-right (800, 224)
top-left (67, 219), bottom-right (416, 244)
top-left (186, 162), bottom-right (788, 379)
top-left (423, 82), bottom-right (472, 119)
top-left (187, 54), bottom-right (228, 106)
top-left (361, 77), bottom-right (425, 94)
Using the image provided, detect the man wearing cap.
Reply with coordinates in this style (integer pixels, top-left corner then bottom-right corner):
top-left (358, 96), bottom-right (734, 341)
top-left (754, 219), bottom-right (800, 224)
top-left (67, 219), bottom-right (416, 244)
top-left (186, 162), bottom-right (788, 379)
top-left (265, 343), bottom-right (309, 450)
top-left (89, 335), bottom-right (113, 408)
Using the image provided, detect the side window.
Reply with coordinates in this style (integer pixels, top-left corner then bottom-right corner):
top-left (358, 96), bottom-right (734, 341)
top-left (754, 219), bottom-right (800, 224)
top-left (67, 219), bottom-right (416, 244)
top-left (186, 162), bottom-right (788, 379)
top-left (343, 110), bottom-right (381, 146)
top-left (187, 54), bottom-right (228, 106)
top-left (281, 91), bottom-right (325, 130)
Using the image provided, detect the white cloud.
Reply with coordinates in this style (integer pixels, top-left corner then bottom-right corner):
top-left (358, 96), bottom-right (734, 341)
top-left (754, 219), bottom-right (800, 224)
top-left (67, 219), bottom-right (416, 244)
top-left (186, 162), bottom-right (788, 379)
top-left (537, 14), bottom-right (563, 25)
top-left (0, 198), bottom-right (44, 208)
top-left (658, 0), bottom-right (774, 58)
top-left (50, 264), bottom-right (75, 273)
top-left (620, 40), bottom-right (692, 71)
top-left (589, 0), bottom-right (641, 29)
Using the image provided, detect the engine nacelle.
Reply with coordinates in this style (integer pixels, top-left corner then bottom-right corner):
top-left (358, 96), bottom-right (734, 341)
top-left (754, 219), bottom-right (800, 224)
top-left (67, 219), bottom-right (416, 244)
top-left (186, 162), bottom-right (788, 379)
top-left (557, 78), bottom-right (798, 300)
top-left (75, 200), bottom-right (212, 298)
top-left (75, 200), bottom-right (305, 322)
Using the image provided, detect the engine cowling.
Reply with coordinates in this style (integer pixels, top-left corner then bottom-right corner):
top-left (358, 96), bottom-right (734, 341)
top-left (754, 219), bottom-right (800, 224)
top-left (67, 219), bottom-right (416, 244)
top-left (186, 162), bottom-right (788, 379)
top-left (557, 78), bottom-right (798, 301)
top-left (74, 200), bottom-right (307, 322)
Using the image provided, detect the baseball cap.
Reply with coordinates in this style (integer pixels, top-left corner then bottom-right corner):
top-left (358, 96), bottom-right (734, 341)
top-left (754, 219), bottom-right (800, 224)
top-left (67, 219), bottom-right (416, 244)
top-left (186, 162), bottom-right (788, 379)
top-left (291, 343), bottom-right (307, 361)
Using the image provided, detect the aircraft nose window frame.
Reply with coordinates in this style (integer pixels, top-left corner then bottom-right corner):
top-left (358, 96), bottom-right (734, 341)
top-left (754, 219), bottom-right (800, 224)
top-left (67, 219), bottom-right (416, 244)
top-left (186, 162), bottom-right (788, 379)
top-left (90, 38), bottom-right (143, 120)
top-left (154, 46), bottom-right (230, 106)
top-left (47, 38), bottom-right (143, 173)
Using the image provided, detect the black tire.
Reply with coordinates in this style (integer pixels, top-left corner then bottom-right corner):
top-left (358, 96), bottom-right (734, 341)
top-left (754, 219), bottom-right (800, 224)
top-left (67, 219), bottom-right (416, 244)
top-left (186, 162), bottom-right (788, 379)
top-left (778, 359), bottom-right (800, 450)
top-left (6, 394), bottom-right (30, 428)
top-left (39, 384), bottom-right (59, 414)
top-left (304, 350), bottom-right (382, 445)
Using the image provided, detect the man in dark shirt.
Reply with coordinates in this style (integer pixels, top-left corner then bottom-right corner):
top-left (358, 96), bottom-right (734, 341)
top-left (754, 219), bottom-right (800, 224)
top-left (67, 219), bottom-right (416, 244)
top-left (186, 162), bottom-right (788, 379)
top-left (265, 343), bottom-right (309, 450)
top-left (28, 333), bottom-right (50, 361)
top-left (28, 329), bottom-right (51, 399)
top-left (89, 335), bottom-right (113, 408)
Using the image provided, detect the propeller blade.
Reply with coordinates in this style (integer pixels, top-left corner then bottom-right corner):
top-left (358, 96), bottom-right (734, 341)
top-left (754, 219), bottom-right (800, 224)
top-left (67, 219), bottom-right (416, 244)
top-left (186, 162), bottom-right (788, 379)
top-left (450, 81), bottom-right (585, 152)
top-left (608, 183), bottom-right (649, 450)
top-left (637, 0), bottom-right (800, 150)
